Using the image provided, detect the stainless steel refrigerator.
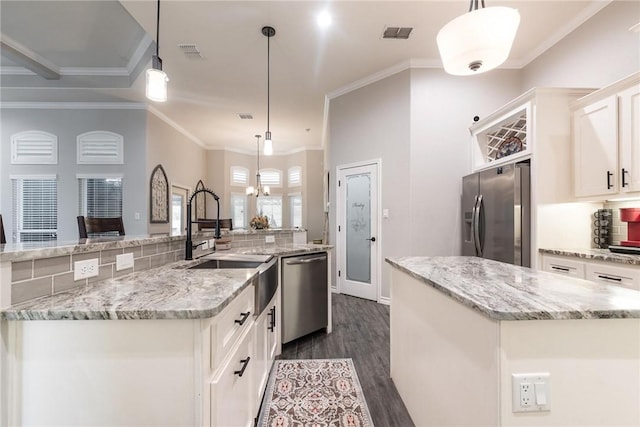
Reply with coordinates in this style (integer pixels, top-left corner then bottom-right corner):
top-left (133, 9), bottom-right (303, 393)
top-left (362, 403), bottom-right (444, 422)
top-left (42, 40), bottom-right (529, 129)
top-left (461, 161), bottom-right (531, 267)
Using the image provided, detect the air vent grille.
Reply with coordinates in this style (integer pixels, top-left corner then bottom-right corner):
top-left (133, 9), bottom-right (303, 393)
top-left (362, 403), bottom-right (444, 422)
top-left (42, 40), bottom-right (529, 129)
top-left (382, 27), bottom-right (413, 39)
top-left (238, 113), bottom-right (254, 120)
top-left (178, 43), bottom-right (203, 59)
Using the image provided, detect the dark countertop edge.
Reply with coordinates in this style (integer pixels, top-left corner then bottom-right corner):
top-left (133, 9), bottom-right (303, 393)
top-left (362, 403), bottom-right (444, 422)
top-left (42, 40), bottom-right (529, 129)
top-left (385, 258), bottom-right (640, 321)
top-left (538, 248), bottom-right (640, 266)
top-left (0, 267), bottom-right (257, 321)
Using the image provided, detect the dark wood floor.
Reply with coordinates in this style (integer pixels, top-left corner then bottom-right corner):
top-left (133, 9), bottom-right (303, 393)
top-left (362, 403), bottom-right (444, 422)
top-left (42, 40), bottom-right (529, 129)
top-left (278, 293), bottom-right (415, 427)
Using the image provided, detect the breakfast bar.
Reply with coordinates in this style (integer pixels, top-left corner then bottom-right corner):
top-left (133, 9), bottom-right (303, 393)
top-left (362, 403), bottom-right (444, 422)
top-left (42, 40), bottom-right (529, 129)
top-left (387, 256), bottom-right (640, 427)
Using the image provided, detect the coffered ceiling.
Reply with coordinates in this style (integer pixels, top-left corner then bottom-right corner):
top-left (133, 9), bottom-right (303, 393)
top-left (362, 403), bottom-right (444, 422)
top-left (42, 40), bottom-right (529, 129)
top-left (0, 0), bottom-right (611, 153)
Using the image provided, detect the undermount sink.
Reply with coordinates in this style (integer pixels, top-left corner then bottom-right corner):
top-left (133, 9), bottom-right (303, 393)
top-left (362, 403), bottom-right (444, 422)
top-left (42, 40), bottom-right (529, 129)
top-left (188, 259), bottom-right (262, 269)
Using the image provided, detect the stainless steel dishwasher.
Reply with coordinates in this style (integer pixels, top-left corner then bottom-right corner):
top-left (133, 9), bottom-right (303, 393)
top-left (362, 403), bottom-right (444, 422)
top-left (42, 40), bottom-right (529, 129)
top-left (281, 252), bottom-right (328, 343)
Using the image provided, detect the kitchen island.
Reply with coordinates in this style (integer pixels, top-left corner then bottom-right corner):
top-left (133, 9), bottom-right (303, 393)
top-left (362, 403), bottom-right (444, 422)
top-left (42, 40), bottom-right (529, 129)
top-left (0, 234), bottom-right (332, 426)
top-left (387, 256), bottom-right (640, 427)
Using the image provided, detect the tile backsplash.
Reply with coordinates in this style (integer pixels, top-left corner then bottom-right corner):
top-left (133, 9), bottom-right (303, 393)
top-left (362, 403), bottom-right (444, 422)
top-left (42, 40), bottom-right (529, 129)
top-left (603, 200), bottom-right (640, 246)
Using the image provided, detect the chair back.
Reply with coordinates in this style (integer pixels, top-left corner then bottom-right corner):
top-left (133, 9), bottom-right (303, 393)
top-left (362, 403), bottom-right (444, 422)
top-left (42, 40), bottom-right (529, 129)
top-left (77, 216), bottom-right (125, 239)
top-left (0, 214), bottom-right (5, 244)
top-left (196, 218), bottom-right (233, 231)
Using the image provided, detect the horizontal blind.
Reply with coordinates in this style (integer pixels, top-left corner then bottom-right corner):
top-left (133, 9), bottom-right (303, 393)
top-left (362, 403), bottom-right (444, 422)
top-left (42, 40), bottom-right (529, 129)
top-left (288, 166), bottom-right (302, 186)
top-left (78, 177), bottom-right (123, 237)
top-left (260, 169), bottom-right (281, 186)
top-left (230, 166), bottom-right (249, 185)
top-left (12, 178), bottom-right (58, 242)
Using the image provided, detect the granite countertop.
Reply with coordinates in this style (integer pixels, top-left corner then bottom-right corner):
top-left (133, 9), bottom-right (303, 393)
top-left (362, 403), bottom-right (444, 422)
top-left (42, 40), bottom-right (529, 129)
top-left (539, 248), bottom-right (640, 266)
top-left (386, 256), bottom-right (640, 321)
top-left (1, 259), bottom-right (258, 321)
top-left (1, 244), bottom-right (332, 321)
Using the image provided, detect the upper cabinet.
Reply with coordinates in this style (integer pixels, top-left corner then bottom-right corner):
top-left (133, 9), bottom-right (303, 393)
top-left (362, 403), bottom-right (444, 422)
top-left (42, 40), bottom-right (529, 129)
top-left (572, 72), bottom-right (640, 198)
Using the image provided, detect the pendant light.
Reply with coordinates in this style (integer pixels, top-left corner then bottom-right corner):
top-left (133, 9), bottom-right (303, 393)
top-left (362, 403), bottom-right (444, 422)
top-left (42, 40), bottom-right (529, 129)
top-left (246, 135), bottom-right (270, 197)
top-left (146, 0), bottom-right (169, 102)
top-left (437, 0), bottom-right (520, 76)
top-left (262, 26), bottom-right (275, 156)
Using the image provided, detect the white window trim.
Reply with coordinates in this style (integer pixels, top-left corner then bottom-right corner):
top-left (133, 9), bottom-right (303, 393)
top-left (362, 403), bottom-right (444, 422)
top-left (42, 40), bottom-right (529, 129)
top-left (78, 176), bottom-right (124, 218)
top-left (288, 192), bottom-right (303, 228)
top-left (76, 173), bottom-right (124, 179)
top-left (230, 192), bottom-right (248, 229)
top-left (12, 175), bottom-right (58, 243)
top-left (230, 166), bottom-right (250, 186)
top-left (11, 130), bottom-right (58, 165)
top-left (77, 131), bottom-right (124, 165)
top-left (10, 174), bottom-right (57, 180)
top-left (288, 166), bottom-right (302, 187)
top-left (259, 168), bottom-right (282, 188)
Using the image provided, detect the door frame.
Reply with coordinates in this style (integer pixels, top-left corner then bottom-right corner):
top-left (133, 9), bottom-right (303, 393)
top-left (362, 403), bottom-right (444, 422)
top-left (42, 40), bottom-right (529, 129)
top-left (170, 183), bottom-right (191, 236)
top-left (335, 159), bottom-right (382, 303)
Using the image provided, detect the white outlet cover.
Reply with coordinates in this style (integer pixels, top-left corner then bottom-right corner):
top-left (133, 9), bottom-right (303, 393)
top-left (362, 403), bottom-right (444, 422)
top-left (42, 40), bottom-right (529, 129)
top-left (512, 373), bottom-right (550, 412)
top-left (265, 235), bottom-right (275, 243)
top-left (74, 258), bottom-right (100, 281)
top-left (116, 253), bottom-right (134, 271)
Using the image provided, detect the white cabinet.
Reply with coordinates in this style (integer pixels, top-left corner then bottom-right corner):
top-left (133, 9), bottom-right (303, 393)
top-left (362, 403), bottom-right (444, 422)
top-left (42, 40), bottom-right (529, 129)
top-left (619, 83), bottom-right (640, 193)
top-left (542, 253), bottom-right (640, 291)
top-left (541, 254), bottom-right (586, 278)
top-left (210, 325), bottom-right (255, 427)
top-left (573, 96), bottom-right (618, 197)
top-left (253, 289), bottom-right (280, 406)
top-left (572, 72), bottom-right (640, 199)
top-left (585, 263), bottom-right (640, 291)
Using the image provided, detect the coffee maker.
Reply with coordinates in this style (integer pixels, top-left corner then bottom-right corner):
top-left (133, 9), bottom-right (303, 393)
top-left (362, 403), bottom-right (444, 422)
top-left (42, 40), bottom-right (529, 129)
top-left (620, 208), bottom-right (640, 247)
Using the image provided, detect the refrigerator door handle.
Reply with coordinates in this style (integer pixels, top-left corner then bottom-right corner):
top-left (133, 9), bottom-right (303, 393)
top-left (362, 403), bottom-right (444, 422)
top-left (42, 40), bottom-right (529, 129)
top-left (474, 194), bottom-right (483, 257)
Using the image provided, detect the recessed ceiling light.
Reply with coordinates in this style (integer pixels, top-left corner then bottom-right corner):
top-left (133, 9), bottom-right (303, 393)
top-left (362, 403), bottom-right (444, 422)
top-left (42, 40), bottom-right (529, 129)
top-left (317, 11), bottom-right (332, 28)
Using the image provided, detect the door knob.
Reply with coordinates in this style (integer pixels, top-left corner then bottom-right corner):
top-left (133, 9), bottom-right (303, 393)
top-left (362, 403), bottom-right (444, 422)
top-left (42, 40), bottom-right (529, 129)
top-left (367, 237), bottom-right (376, 242)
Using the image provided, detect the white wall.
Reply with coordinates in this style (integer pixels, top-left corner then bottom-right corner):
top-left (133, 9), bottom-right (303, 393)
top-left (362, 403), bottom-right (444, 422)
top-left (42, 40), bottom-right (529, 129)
top-left (521, 0), bottom-right (640, 91)
top-left (0, 108), bottom-right (148, 241)
top-left (328, 69), bottom-right (521, 300)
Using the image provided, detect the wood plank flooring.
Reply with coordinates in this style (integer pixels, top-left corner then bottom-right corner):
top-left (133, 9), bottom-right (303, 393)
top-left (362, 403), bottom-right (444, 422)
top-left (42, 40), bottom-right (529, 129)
top-left (278, 293), bottom-right (415, 427)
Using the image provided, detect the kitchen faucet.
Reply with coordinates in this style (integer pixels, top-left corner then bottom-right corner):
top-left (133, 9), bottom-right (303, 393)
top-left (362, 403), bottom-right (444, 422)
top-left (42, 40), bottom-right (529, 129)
top-left (185, 188), bottom-right (221, 260)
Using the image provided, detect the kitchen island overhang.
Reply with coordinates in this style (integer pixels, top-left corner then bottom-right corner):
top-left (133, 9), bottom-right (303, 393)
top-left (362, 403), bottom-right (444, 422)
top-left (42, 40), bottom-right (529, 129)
top-left (387, 256), bottom-right (640, 427)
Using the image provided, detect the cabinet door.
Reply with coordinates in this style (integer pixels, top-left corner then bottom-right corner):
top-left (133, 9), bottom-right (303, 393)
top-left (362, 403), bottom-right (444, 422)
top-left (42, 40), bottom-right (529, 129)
top-left (254, 308), bottom-right (269, 406)
top-left (585, 262), bottom-right (640, 291)
top-left (211, 328), bottom-right (254, 427)
top-left (619, 84), bottom-right (640, 193)
top-left (573, 96), bottom-right (618, 197)
top-left (267, 303), bottom-right (278, 362)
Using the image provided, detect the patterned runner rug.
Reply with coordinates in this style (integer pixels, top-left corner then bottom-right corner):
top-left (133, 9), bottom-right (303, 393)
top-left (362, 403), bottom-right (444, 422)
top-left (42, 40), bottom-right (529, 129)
top-left (257, 358), bottom-right (374, 427)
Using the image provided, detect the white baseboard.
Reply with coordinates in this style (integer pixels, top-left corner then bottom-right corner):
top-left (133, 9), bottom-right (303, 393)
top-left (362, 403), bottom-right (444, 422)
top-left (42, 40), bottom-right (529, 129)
top-left (378, 296), bottom-right (390, 305)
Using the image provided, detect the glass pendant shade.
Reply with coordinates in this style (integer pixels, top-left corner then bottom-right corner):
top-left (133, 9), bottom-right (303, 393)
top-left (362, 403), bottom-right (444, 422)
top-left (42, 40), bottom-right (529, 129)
top-left (263, 138), bottom-right (273, 156)
top-left (246, 186), bottom-right (255, 196)
top-left (263, 186), bottom-right (270, 196)
top-left (146, 67), bottom-right (168, 102)
top-left (437, 6), bottom-right (520, 76)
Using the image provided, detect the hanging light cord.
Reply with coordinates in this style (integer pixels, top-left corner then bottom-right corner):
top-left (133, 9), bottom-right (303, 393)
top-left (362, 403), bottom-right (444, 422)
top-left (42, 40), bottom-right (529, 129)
top-left (266, 30), bottom-right (270, 135)
top-left (155, 0), bottom-right (161, 57)
top-left (469, 0), bottom-right (485, 12)
top-left (256, 135), bottom-right (262, 196)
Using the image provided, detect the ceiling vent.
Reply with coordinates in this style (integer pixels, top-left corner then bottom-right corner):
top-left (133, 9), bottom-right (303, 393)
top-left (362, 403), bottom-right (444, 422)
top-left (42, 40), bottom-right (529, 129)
top-left (178, 43), bottom-right (203, 59)
top-left (382, 27), bottom-right (413, 39)
top-left (238, 113), bottom-right (253, 120)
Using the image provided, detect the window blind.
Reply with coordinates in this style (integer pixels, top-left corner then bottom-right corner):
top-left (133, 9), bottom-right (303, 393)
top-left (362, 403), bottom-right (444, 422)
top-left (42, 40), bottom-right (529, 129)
top-left (230, 166), bottom-right (249, 185)
top-left (260, 169), bottom-right (282, 187)
top-left (78, 177), bottom-right (123, 218)
top-left (12, 178), bottom-right (58, 242)
top-left (257, 196), bottom-right (282, 228)
top-left (288, 166), bottom-right (302, 186)
top-left (289, 194), bottom-right (302, 228)
top-left (230, 194), bottom-right (247, 229)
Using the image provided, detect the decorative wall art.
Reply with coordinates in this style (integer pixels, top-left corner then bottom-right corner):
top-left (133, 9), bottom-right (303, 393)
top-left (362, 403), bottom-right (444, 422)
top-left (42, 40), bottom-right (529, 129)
top-left (194, 179), bottom-right (206, 221)
top-left (150, 164), bottom-right (169, 223)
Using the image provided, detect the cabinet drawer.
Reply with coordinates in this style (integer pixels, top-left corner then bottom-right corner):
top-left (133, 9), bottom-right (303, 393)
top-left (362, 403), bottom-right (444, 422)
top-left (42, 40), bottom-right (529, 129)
top-left (585, 263), bottom-right (640, 291)
top-left (210, 326), bottom-right (254, 427)
top-left (210, 283), bottom-right (255, 373)
top-left (542, 255), bottom-right (586, 278)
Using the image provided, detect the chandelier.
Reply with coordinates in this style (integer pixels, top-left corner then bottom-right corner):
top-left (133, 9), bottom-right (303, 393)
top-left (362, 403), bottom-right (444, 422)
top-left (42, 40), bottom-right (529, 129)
top-left (246, 134), bottom-right (270, 197)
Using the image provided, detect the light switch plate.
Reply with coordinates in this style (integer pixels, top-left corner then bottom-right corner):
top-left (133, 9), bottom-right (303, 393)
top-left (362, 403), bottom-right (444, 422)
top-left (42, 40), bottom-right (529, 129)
top-left (116, 253), bottom-right (134, 271)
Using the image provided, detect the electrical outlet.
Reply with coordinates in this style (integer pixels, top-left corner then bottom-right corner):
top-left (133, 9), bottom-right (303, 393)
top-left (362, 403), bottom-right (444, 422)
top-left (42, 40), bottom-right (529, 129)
top-left (265, 235), bottom-right (275, 243)
top-left (520, 383), bottom-right (533, 407)
top-left (116, 253), bottom-right (134, 271)
top-left (74, 258), bottom-right (99, 281)
top-left (512, 373), bottom-right (550, 413)
top-left (201, 240), bottom-right (209, 250)
top-left (209, 239), bottom-right (216, 249)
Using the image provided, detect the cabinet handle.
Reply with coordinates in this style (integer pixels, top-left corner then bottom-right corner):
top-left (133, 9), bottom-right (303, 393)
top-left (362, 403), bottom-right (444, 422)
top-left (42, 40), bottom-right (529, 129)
top-left (551, 266), bottom-right (570, 272)
top-left (607, 171), bottom-right (613, 189)
top-left (234, 311), bottom-right (251, 326)
top-left (267, 306), bottom-right (276, 332)
top-left (234, 357), bottom-right (251, 377)
top-left (622, 168), bottom-right (629, 187)
top-left (597, 274), bottom-right (622, 282)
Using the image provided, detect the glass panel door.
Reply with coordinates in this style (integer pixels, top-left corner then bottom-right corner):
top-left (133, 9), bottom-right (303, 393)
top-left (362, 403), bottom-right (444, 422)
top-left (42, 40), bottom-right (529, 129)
top-left (346, 173), bottom-right (371, 283)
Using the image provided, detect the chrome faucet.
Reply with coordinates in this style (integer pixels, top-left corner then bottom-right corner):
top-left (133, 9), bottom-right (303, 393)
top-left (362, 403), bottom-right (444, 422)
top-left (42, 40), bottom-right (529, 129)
top-left (185, 188), bottom-right (221, 260)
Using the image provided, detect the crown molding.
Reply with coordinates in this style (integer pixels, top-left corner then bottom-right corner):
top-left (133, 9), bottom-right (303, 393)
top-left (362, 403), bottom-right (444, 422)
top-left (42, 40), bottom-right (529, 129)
top-left (0, 101), bottom-right (146, 109)
top-left (146, 105), bottom-right (207, 148)
top-left (127, 34), bottom-right (153, 74)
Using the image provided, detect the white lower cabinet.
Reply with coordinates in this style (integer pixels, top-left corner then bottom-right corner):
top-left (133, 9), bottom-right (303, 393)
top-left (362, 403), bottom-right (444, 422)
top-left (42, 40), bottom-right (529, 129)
top-left (542, 253), bottom-right (640, 291)
top-left (210, 325), bottom-right (255, 427)
top-left (254, 290), bottom-right (280, 408)
top-left (585, 263), bottom-right (640, 291)
top-left (542, 254), bottom-right (586, 278)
